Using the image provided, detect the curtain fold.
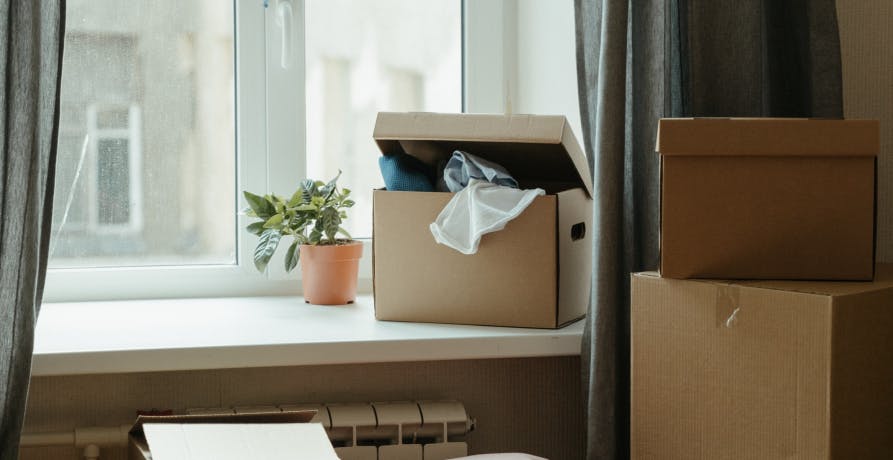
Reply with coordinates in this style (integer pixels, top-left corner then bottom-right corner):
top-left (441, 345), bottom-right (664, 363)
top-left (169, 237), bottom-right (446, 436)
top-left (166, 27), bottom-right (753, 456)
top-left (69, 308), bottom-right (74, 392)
top-left (574, 0), bottom-right (842, 458)
top-left (0, 1), bottom-right (65, 458)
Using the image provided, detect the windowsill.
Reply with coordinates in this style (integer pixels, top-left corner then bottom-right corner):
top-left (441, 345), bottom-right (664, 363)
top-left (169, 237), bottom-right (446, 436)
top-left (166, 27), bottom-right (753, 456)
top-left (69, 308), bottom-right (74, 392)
top-left (33, 295), bottom-right (584, 377)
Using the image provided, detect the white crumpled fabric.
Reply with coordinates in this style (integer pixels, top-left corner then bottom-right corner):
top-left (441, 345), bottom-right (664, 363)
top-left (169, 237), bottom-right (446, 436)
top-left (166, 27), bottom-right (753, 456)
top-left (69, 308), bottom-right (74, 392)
top-left (430, 179), bottom-right (544, 254)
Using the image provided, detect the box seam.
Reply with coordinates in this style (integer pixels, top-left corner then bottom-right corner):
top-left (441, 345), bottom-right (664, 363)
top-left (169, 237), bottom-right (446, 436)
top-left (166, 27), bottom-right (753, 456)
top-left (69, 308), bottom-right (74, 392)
top-left (826, 299), bottom-right (836, 459)
top-left (554, 193), bottom-right (560, 328)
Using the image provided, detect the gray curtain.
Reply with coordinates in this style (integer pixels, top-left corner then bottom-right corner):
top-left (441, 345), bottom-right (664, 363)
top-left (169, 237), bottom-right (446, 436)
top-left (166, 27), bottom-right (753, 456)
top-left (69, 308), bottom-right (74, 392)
top-left (574, 0), bottom-right (843, 458)
top-left (0, 1), bottom-right (65, 458)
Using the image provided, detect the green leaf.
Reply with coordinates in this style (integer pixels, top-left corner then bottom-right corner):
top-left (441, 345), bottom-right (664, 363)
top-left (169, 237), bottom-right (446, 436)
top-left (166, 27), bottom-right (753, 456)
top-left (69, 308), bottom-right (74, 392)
top-left (338, 226), bottom-right (352, 240)
top-left (284, 240), bottom-right (300, 272)
top-left (288, 189), bottom-right (303, 207)
top-left (263, 214), bottom-right (284, 228)
top-left (243, 191), bottom-right (275, 219)
top-left (300, 179), bottom-right (316, 202)
top-left (313, 217), bottom-right (325, 234)
top-left (309, 229), bottom-right (323, 245)
top-left (248, 173), bottom-right (353, 248)
top-left (246, 221), bottom-right (265, 236)
top-left (321, 170), bottom-right (342, 199)
top-left (324, 227), bottom-right (338, 242)
top-left (253, 229), bottom-right (281, 272)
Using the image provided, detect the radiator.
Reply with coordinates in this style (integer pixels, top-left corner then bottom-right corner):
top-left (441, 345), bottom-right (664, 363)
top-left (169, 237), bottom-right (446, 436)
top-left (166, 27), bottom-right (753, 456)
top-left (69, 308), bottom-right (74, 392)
top-left (20, 400), bottom-right (474, 460)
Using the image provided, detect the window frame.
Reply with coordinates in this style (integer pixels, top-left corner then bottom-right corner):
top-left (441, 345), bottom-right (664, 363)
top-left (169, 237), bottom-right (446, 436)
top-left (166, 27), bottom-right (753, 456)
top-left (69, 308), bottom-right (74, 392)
top-left (43, 0), bottom-right (508, 303)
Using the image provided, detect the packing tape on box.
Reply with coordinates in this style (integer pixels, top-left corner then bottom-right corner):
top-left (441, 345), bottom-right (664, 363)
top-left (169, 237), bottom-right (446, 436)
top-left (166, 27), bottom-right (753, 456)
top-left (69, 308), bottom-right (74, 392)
top-left (714, 284), bottom-right (741, 329)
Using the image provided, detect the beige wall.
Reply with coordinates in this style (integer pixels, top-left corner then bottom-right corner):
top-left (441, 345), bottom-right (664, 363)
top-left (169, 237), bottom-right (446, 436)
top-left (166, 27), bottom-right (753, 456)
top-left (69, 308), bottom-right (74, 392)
top-left (21, 357), bottom-right (584, 459)
top-left (838, 0), bottom-right (893, 261)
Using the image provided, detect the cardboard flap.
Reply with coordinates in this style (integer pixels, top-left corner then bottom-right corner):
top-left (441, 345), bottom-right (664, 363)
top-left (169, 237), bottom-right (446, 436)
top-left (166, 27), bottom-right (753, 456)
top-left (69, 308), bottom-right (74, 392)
top-left (656, 118), bottom-right (879, 156)
top-left (129, 410), bottom-right (318, 438)
top-left (373, 112), bottom-right (593, 196)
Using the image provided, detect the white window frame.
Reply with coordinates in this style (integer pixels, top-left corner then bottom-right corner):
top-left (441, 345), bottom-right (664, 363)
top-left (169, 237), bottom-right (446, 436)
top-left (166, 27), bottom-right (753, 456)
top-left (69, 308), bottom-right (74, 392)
top-left (43, 0), bottom-right (509, 303)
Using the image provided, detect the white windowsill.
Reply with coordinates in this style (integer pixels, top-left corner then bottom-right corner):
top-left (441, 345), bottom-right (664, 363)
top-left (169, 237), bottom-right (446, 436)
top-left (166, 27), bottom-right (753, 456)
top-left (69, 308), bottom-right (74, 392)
top-left (33, 295), bottom-right (584, 377)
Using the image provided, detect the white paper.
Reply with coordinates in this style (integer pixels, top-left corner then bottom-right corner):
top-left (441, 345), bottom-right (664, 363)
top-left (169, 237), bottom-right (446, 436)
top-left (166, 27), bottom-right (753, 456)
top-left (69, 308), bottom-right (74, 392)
top-left (143, 423), bottom-right (339, 460)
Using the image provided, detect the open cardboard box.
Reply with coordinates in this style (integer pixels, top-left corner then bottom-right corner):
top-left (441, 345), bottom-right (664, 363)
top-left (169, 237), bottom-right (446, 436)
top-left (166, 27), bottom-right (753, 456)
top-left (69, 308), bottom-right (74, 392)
top-left (128, 411), bottom-right (337, 460)
top-left (631, 264), bottom-right (893, 459)
top-left (657, 117), bottom-right (879, 280)
top-left (372, 112), bottom-right (593, 328)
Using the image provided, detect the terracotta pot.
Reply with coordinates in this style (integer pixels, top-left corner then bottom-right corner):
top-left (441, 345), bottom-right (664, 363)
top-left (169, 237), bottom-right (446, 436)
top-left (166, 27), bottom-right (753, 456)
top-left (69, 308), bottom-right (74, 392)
top-left (299, 241), bottom-right (363, 305)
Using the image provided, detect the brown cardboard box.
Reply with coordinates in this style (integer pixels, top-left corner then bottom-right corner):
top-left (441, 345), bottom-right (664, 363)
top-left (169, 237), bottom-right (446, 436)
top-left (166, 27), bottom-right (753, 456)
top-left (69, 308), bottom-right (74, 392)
top-left (372, 112), bottom-right (593, 328)
top-left (128, 411), bottom-right (330, 459)
top-left (657, 118), bottom-right (879, 280)
top-left (630, 265), bottom-right (893, 459)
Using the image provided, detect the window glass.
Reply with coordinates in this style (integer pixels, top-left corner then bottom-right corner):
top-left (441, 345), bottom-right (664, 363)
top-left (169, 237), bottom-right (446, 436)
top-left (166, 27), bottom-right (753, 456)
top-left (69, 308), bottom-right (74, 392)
top-left (95, 138), bottom-right (131, 225)
top-left (50, 0), bottom-right (460, 269)
top-left (50, 1), bottom-right (235, 267)
top-left (305, 0), bottom-right (462, 238)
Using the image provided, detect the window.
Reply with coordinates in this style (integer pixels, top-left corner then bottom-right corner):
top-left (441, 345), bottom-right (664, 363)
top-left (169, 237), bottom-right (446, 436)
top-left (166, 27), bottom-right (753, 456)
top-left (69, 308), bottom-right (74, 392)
top-left (304, 0), bottom-right (462, 237)
top-left (50, 3), bottom-right (235, 269)
top-left (45, 0), bottom-right (507, 302)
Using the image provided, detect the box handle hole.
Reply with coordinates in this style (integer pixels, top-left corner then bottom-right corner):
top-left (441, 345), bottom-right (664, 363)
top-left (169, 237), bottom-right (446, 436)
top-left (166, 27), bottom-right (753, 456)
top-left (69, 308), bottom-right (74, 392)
top-left (571, 222), bottom-right (586, 241)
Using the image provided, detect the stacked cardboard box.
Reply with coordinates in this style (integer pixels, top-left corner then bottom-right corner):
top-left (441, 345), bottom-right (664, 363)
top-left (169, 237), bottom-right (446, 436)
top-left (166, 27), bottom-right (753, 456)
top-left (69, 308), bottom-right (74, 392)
top-left (632, 118), bottom-right (890, 459)
top-left (657, 118), bottom-right (878, 281)
top-left (631, 268), bottom-right (893, 459)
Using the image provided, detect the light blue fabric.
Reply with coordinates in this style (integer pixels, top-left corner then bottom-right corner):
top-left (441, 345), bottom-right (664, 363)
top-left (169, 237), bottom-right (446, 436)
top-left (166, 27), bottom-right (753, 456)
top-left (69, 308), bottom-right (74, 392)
top-left (378, 153), bottom-right (435, 192)
top-left (440, 150), bottom-right (518, 192)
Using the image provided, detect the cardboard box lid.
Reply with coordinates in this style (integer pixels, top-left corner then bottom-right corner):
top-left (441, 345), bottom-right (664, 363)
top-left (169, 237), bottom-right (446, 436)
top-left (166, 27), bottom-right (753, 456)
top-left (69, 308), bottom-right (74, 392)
top-left (373, 112), bottom-right (593, 196)
top-left (636, 264), bottom-right (893, 297)
top-left (129, 411), bottom-right (330, 460)
top-left (656, 118), bottom-right (879, 156)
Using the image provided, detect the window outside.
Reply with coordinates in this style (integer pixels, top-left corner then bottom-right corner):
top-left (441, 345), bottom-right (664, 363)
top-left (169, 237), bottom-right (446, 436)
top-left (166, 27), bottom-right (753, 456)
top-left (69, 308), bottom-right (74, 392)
top-left (305, 0), bottom-right (462, 238)
top-left (49, 0), bottom-right (461, 270)
top-left (50, 0), bottom-right (235, 268)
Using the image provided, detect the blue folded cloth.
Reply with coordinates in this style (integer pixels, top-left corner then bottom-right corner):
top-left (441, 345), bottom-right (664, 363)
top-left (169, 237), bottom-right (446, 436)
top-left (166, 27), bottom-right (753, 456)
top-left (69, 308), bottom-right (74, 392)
top-left (379, 153), bottom-right (435, 192)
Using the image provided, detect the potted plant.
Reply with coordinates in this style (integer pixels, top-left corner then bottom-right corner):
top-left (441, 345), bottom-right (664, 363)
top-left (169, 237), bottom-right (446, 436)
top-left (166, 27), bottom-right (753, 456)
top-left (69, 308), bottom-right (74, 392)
top-left (243, 172), bottom-right (362, 305)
